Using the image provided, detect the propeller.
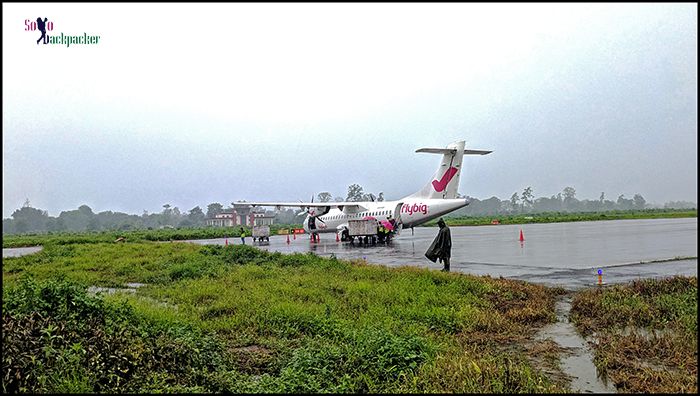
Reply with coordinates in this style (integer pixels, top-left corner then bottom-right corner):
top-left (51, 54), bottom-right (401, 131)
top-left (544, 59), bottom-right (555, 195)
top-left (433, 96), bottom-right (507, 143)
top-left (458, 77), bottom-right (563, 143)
top-left (296, 194), bottom-right (325, 224)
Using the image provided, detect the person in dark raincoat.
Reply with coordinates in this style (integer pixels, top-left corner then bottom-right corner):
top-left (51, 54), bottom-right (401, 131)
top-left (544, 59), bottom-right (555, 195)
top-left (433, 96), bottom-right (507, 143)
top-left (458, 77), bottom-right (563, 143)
top-left (425, 218), bottom-right (451, 271)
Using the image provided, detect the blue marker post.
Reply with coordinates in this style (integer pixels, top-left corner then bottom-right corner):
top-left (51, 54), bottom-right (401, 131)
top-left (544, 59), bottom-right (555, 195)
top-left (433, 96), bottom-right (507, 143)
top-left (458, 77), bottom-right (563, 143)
top-left (597, 269), bottom-right (603, 286)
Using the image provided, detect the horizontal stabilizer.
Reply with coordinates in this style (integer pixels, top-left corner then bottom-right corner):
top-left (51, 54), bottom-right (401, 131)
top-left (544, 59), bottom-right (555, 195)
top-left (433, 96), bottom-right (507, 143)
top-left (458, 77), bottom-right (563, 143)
top-left (416, 148), bottom-right (492, 155)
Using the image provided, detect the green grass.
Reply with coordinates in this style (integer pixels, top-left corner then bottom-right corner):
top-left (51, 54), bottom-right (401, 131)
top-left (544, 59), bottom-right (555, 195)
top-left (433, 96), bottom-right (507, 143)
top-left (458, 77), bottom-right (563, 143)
top-left (570, 276), bottom-right (697, 393)
top-left (433, 209), bottom-right (697, 227)
top-left (2, 225), bottom-right (302, 248)
top-left (3, 243), bottom-right (568, 393)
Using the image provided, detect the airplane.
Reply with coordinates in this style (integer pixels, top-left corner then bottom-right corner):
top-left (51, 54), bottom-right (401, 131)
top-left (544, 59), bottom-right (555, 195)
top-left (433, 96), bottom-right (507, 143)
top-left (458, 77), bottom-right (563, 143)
top-left (248, 140), bottom-right (491, 240)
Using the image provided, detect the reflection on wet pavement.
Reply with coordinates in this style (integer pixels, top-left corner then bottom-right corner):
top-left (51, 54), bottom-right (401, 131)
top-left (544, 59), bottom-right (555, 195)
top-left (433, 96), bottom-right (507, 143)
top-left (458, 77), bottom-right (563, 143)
top-left (187, 218), bottom-right (697, 290)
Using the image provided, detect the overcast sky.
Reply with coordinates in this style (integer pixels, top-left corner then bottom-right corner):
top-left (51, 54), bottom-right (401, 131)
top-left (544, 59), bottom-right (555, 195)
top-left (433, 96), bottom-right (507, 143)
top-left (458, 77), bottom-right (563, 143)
top-left (3, 3), bottom-right (697, 218)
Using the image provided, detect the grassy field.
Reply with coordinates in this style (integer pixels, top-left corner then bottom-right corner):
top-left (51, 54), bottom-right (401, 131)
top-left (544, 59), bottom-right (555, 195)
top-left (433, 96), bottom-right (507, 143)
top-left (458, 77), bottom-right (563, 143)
top-left (570, 276), bottom-right (698, 393)
top-left (436, 208), bottom-right (697, 227)
top-left (3, 242), bottom-right (570, 393)
top-left (1, 225), bottom-right (303, 249)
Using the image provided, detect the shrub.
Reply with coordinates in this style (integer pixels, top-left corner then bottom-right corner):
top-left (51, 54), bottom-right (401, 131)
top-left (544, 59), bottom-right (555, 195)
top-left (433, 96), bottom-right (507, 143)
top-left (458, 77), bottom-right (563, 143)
top-left (2, 276), bottom-right (237, 393)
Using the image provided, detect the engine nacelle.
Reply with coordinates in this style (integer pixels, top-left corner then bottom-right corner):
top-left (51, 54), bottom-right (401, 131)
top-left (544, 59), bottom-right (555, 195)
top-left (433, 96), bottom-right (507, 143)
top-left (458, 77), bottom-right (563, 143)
top-left (303, 206), bottom-right (330, 233)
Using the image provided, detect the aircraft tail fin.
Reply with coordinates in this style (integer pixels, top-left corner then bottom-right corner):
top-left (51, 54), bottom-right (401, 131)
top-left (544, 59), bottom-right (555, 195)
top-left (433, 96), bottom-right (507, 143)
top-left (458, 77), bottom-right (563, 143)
top-left (406, 140), bottom-right (491, 199)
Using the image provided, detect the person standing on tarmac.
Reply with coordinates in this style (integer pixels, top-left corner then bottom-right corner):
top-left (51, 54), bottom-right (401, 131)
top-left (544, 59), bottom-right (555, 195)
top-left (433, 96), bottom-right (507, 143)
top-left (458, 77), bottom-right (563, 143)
top-left (240, 227), bottom-right (246, 245)
top-left (425, 218), bottom-right (452, 271)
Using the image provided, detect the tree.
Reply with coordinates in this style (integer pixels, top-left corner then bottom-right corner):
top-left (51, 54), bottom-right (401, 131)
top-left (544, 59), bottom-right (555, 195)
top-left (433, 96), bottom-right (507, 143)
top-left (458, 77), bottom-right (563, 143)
top-left (58, 209), bottom-right (90, 231)
top-left (633, 194), bottom-right (646, 210)
top-left (187, 206), bottom-right (206, 226)
top-left (617, 194), bottom-right (633, 210)
top-left (206, 203), bottom-right (223, 218)
top-left (14, 220), bottom-right (28, 234)
top-left (160, 204), bottom-right (174, 226)
top-left (562, 187), bottom-right (577, 210)
top-left (562, 187), bottom-right (576, 201)
top-left (346, 184), bottom-right (364, 202)
top-left (317, 192), bottom-right (333, 202)
top-left (3, 219), bottom-right (14, 234)
top-left (522, 187), bottom-right (534, 211)
top-left (664, 201), bottom-right (696, 209)
top-left (533, 196), bottom-right (561, 212)
top-left (377, 192), bottom-right (384, 202)
top-left (11, 206), bottom-right (50, 233)
top-left (87, 217), bottom-right (100, 231)
top-left (362, 193), bottom-right (376, 202)
top-left (78, 205), bottom-right (94, 217)
top-left (509, 192), bottom-right (520, 213)
top-left (273, 208), bottom-right (301, 225)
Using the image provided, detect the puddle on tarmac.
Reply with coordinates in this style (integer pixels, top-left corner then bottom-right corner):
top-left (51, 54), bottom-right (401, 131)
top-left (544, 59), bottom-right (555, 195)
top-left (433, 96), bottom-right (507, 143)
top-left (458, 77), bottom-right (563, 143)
top-left (536, 295), bottom-right (616, 393)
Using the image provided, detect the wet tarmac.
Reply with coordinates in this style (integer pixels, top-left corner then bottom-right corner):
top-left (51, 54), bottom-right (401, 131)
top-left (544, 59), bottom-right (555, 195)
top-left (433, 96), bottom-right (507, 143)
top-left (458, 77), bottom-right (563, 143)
top-left (187, 218), bottom-right (697, 290)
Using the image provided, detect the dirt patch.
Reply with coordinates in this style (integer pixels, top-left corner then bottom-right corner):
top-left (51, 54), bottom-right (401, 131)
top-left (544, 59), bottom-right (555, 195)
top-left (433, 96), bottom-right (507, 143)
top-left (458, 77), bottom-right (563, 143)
top-left (229, 345), bottom-right (277, 375)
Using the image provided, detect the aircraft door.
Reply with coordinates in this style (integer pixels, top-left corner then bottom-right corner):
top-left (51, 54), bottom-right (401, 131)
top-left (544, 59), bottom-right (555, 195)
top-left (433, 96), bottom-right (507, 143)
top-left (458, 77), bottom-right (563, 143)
top-left (392, 202), bottom-right (404, 226)
top-left (389, 202), bottom-right (404, 235)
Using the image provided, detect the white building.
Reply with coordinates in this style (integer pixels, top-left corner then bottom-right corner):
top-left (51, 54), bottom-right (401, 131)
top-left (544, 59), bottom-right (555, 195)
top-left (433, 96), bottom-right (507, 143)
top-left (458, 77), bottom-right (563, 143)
top-left (205, 209), bottom-right (275, 227)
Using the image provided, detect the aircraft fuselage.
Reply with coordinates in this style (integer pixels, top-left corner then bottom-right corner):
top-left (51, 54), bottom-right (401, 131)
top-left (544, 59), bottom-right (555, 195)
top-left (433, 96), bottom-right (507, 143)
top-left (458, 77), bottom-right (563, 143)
top-left (303, 198), bottom-right (468, 235)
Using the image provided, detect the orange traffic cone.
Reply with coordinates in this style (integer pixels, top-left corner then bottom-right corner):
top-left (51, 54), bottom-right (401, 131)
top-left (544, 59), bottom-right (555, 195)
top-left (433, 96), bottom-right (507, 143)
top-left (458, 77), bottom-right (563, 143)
top-left (293, 232), bottom-right (296, 240)
top-left (336, 233), bottom-right (340, 242)
top-left (519, 229), bottom-right (525, 242)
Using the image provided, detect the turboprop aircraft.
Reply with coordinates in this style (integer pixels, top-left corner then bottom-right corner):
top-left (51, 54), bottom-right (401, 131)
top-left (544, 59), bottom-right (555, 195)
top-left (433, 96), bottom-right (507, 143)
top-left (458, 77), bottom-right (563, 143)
top-left (248, 140), bottom-right (491, 240)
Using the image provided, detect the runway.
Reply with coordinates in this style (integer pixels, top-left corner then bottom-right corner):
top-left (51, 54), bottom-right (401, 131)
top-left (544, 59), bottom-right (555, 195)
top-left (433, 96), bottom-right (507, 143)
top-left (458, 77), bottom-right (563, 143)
top-left (188, 217), bottom-right (697, 290)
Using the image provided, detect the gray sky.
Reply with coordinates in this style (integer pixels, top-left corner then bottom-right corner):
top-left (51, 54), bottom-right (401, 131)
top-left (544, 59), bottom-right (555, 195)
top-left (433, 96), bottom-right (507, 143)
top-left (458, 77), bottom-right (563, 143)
top-left (3, 3), bottom-right (697, 218)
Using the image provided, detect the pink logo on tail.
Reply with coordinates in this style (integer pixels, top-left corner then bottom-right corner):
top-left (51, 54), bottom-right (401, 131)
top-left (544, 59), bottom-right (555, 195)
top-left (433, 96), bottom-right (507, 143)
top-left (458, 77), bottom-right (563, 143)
top-left (431, 167), bottom-right (458, 192)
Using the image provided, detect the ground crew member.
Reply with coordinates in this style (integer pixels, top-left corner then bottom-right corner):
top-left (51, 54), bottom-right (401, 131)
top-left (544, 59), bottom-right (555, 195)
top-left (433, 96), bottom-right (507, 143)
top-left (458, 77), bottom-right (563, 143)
top-left (240, 227), bottom-right (246, 245)
top-left (377, 222), bottom-right (386, 242)
top-left (425, 218), bottom-right (452, 271)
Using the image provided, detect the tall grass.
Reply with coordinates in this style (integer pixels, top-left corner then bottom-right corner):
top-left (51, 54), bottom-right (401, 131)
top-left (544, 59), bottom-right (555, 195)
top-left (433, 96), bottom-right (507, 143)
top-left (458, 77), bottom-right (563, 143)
top-left (570, 276), bottom-right (697, 393)
top-left (3, 243), bottom-right (567, 393)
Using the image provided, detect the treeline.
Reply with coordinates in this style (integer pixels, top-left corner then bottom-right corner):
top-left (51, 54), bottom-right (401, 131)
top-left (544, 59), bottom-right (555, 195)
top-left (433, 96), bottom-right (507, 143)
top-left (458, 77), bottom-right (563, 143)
top-left (450, 186), bottom-right (696, 217)
top-left (2, 183), bottom-right (387, 235)
top-left (3, 186), bottom-right (696, 235)
top-left (1, 202), bottom-right (291, 235)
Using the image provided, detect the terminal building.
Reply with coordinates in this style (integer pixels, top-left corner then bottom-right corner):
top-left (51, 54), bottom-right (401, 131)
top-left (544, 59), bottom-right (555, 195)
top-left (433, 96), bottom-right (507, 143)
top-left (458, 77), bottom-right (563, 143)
top-left (205, 204), bottom-right (275, 227)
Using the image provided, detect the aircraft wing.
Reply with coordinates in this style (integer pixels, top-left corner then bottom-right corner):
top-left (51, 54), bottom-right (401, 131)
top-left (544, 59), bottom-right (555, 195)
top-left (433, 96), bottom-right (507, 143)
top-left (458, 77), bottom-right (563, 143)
top-left (247, 201), bottom-right (370, 212)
